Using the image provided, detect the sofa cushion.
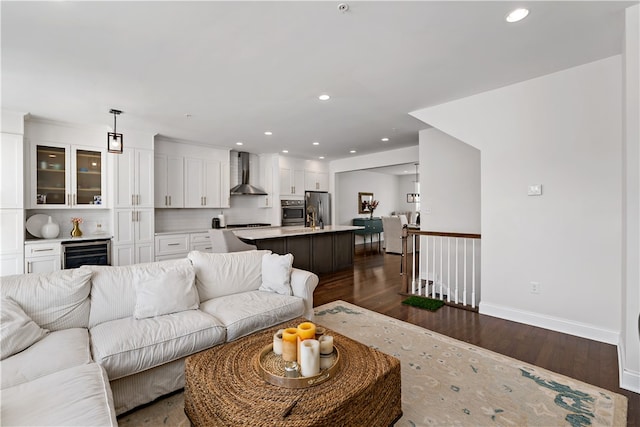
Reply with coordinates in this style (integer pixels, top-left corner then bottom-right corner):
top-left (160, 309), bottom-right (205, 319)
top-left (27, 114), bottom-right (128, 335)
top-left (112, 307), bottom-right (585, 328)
top-left (0, 267), bottom-right (92, 331)
top-left (1, 328), bottom-right (91, 389)
top-left (90, 309), bottom-right (225, 380)
top-left (88, 258), bottom-right (193, 328)
top-left (259, 253), bottom-right (294, 296)
top-left (1, 296), bottom-right (49, 360)
top-left (200, 290), bottom-right (305, 341)
top-left (188, 250), bottom-right (270, 301)
top-left (133, 262), bottom-right (199, 319)
top-left (0, 362), bottom-right (117, 427)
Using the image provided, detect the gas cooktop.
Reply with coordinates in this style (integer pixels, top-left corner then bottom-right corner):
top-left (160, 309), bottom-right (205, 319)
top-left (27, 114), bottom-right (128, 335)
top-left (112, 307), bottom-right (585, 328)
top-left (225, 223), bottom-right (271, 229)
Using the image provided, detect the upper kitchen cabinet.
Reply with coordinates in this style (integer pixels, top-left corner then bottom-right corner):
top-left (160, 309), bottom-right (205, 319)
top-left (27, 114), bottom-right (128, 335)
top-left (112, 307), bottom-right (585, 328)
top-left (305, 170), bottom-right (329, 192)
top-left (279, 167), bottom-right (305, 197)
top-left (154, 153), bottom-right (184, 208)
top-left (29, 142), bottom-right (106, 209)
top-left (184, 158), bottom-right (230, 208)
top-left (114, 148), bottom-right (154, 209)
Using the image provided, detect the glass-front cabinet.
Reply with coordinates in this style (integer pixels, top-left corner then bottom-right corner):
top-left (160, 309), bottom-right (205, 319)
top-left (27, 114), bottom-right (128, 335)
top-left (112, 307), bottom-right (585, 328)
top-left (30, 142), bottom-right (106, 208)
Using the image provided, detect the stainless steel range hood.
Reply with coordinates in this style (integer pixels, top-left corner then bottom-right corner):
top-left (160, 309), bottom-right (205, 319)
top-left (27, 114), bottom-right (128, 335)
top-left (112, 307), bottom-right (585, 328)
top-left (230, 152), bottom-right (268, 195)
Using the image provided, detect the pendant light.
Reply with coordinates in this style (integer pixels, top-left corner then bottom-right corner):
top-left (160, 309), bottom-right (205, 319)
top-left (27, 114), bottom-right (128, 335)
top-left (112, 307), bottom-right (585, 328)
top-left (107, 109), bottom-right (123, 154)
top-left (407, 163), bottom-right (420, 203)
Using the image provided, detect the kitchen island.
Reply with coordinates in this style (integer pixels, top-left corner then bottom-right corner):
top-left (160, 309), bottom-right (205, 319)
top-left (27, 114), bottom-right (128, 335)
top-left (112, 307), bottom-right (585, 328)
top-left (233, 225), bottom-right (362, 274)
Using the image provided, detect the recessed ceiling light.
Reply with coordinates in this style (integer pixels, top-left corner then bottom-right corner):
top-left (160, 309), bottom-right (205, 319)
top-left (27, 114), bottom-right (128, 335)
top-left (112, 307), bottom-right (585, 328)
top-left (48, 154), bottom-right (56, 158)
top-left (264, 131), bottom-right (273, 136)
top-left (319, 156), bottom-right (325, 160)
top-left (381, 137), bottom-right (389, 142)
top-left (184, 113), bottom-right (192, 118)
top-left (318, 94), bottom-right (330, 101)
top-left (506, 8), bottom-right (529, 23)
top-left (282, 149), bottom-right (289, 153)
top-left (236, 142), bottom-right (243, 146)
top-left (312, 142), bottom-right (320, 146)
top-left (350, 150), bottom-right (356, 154)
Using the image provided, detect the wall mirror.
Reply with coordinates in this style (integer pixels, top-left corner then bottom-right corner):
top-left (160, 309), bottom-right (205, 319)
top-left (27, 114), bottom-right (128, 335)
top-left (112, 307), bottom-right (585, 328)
top-left (358, 192), bottom-right (374, 213)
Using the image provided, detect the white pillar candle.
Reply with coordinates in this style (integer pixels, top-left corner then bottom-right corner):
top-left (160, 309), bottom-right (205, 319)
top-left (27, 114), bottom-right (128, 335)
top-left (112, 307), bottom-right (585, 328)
top-left (300, 339), bottom-right (320, 377)
top-left (318, 335), bottom-right (334, 355)
top-left (273, 329), bottom-right (284, 355)
top-left (320, 353), bottom-right (334, 370)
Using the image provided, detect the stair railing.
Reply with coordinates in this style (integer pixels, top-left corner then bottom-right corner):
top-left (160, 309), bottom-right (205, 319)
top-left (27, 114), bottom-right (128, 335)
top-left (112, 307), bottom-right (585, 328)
top-left (402, 227), bottom-right (482, 309)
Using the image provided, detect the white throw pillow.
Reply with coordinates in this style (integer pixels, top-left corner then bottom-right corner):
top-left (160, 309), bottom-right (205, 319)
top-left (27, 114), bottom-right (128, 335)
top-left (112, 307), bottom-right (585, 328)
top-left (133, 263), bottom-right (199, 319)
top-left (188, 250), bottom-right (271, 301)
top-left (1, 296), bottom-right (49, 360)
top-left (259, 253), bottom-right (294, 296)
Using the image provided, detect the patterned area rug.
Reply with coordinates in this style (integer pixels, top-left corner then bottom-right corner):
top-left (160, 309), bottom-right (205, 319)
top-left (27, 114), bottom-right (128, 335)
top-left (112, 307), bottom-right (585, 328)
top-left (118, 300), bottom-right (627, 427)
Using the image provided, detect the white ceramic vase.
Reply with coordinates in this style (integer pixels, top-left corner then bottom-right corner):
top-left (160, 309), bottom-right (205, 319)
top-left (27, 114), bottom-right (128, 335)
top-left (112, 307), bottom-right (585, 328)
top-left (40, 216), bottom-right (60, 239)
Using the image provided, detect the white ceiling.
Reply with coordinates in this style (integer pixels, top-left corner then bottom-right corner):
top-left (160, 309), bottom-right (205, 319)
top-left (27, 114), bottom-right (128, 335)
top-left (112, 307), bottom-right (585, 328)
top-left (1, 1), bottom-right (634, 161)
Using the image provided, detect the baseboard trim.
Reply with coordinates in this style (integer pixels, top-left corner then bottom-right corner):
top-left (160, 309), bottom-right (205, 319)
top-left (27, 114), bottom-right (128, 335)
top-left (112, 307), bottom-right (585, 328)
top-left (618, 340), bottom-right (640, 393)
top-left (479, 302), bottom-right (619, 345)
top-left (620, 369), bottom-right (640, 393)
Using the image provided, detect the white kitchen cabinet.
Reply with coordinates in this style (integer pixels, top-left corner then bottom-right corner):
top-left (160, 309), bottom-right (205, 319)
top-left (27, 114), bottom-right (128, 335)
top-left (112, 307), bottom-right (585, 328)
top-left (1, 132), bottom-right (24, 276)
top-left (154, 153), bottom-right (184, 208)
top-left (185, 158), bottom-right (229, 208)
top-left (1, 208), bottom-right (23, 256)
top-left (29, 142), bottom-right (106, 208)
top-left (257, 154), bottom-right (274, 208)
top-left (112, 208), bottom-right (154, 265)
top-left (112, 243), bottom-right (153, 266)
top-left (114, 148), bottom-right (154, 208)
top-left (24, 241), bottom-right (61, 274)
top-left (1, 133), bottom-right (23, 208)
top-left (190, 232), bottom-right (213, 252)
top-left (279, 167), bottom-right (305, 197)
top-left (0, 254), bottom-right (23, 277)
top-left (305, 170), bottom-right (329, 192)
top-left (154, 233), bottom-right (189, 261)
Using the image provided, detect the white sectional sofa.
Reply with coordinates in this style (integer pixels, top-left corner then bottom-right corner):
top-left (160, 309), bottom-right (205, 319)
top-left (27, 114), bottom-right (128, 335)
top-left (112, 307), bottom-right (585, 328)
top-left (0, 249), bottom-right (318, 426)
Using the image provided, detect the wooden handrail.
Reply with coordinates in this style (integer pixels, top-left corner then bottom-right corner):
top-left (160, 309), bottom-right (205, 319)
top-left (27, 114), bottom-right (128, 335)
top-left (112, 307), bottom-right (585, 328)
top-left (401, 226), bottom-right (481, 293)
top-left (407, 229), bottom-right (481, 239)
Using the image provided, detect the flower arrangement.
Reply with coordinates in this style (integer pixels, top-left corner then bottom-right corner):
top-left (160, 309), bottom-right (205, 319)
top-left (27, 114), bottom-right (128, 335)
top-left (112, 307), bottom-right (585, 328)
top-left (365, 200), bottom-right (379, 219)
top-left (71, 217), bottom-right (83, 224)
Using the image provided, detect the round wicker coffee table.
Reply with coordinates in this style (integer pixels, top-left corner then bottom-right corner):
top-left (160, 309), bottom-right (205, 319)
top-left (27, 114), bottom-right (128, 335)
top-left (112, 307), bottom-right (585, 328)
top-left (184, 317), bottom-right (402, 426)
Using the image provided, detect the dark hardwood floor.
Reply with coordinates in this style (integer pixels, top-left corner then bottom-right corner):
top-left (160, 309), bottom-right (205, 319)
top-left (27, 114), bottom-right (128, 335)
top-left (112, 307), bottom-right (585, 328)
top-left (313, 246), bottom-right (640, 427)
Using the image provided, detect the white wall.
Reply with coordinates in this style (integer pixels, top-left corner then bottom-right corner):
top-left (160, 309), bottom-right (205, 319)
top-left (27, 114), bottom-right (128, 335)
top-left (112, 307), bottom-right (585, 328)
top-left (419, 128), bottom-right (480, 234)
top-left (411, 56), bottom-right (623, 347)
top-left (622, 4), bottom-right (640, 392)
top-left (335, 170), bottom-right (400, 245)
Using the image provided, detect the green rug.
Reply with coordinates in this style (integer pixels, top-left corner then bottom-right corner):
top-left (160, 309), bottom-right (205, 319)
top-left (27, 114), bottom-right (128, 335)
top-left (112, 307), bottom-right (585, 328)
top-left (118, 301), bottom-right (627, 427)
top-left (402, 295), bottom-right (445, 311)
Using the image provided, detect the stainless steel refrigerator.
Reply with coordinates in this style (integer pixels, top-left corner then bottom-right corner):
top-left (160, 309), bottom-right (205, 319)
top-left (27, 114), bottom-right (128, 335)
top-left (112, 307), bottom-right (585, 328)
top-left (305, 191), bottom-right (331, 227)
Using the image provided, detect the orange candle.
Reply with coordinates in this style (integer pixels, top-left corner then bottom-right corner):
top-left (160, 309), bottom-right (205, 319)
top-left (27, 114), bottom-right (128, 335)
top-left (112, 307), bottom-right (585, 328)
top-left (282, 328), bottom-right (298, 362)
top-left (297, 322), bottom-right (316, 363)
top-left (297, 322), bottom-right (316, 340)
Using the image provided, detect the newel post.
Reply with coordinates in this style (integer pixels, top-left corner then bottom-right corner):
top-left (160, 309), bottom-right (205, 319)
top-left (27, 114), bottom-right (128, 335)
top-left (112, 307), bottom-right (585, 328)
top-left (401, 225), bottom-right (409, 293)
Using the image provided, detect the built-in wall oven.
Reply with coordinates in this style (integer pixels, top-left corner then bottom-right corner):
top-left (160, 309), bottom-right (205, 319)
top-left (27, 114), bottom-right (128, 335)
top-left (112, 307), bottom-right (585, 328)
top-left (62, 239), bottom-right (111, 269)
top-left (281, 199), bottom-right (305, 226)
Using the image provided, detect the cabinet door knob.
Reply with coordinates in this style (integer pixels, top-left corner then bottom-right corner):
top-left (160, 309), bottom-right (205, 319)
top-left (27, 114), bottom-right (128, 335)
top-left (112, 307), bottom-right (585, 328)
top-left (73, 194), bottom-right (76, 205)
top-left (27, 261), bottom-right (32, 273)
top-left (132, 195), bottom-right (135, 206)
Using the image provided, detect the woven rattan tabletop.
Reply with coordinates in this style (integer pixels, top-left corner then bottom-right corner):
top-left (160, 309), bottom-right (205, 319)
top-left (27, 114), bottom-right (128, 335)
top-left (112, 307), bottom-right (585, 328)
top-left (184, 317), bottom-right (402, 426)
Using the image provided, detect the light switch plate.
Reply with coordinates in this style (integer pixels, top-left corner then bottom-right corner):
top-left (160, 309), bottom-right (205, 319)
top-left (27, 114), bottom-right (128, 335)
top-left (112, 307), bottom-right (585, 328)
top-left (527, 184), bottom-right (543, 196)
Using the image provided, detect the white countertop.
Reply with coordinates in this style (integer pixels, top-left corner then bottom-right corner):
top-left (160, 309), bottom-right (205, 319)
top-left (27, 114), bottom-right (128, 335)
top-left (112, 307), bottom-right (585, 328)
top-left (25, 235), bottom-right (112, 245)
top-left (232, 225), bottom-right (363, 240)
